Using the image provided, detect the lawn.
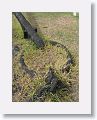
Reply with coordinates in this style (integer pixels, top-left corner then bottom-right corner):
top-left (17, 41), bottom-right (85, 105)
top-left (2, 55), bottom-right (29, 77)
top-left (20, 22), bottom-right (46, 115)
top-left (12, 12), bottom-right (79, 102)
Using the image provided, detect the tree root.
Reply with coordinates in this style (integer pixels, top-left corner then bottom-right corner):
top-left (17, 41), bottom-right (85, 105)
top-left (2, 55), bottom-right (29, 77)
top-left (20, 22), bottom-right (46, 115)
top-left (13, 41), bottom-right (73, 102)
top-left (20, 54), bottom-right (36, 78)
top-left (31, 67), bottom-right (71, 102)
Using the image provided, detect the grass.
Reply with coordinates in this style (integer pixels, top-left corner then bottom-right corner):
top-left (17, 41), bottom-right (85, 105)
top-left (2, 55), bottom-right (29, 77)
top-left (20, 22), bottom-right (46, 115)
top-left (12, 12), bottom-right (79, 102)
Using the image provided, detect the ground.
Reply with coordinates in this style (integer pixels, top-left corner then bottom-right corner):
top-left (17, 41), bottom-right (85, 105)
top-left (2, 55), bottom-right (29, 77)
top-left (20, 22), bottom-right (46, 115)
top-left (12, 12), bottom-right (79, 102)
